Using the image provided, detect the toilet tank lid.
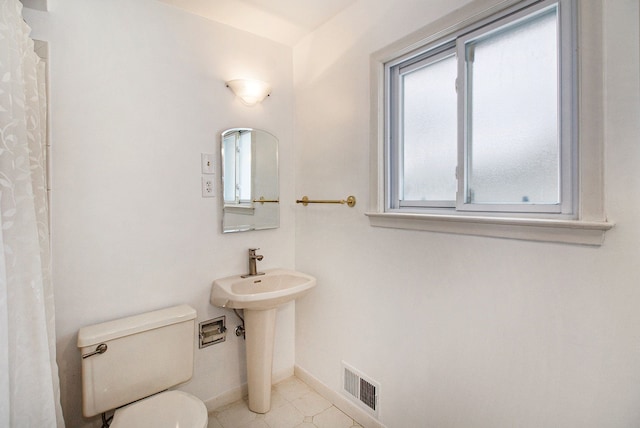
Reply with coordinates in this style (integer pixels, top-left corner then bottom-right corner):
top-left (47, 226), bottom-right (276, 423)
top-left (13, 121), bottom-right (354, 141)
top-left (77, 304), bottom-right (196, 348)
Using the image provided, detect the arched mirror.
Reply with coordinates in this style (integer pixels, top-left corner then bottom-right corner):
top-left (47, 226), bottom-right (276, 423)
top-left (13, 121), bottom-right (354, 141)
top-left (221, 128), bottom-right (279, 233)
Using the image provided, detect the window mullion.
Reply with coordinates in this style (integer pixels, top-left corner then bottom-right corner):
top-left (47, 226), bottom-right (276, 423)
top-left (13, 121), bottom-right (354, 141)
top-left (388, 63), bottom-right (401, 210)
top-left (456, 37), bottom-right (467, 211)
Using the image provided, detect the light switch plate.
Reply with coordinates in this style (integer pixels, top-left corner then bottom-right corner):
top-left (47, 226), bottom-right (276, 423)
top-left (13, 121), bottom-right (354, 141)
top-left (201, 153), bottom-right (215, 174)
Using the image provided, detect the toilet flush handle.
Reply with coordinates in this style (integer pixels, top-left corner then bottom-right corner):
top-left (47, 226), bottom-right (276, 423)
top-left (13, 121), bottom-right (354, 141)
top-left (82, 343), bottom-right (108, 359)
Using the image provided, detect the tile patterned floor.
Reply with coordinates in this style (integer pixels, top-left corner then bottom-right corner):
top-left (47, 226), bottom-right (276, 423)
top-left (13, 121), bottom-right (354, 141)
top-left (208, 376), bottom-right (362, 428)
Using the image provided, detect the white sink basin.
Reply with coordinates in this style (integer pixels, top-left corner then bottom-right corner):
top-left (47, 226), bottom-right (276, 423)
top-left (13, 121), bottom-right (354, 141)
top-left (210, 268), bottom-right (316, 310)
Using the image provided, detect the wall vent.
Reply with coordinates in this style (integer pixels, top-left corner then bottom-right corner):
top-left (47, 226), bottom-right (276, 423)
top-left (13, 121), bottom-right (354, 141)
top-left (341, 362), bottom-right (379, 418)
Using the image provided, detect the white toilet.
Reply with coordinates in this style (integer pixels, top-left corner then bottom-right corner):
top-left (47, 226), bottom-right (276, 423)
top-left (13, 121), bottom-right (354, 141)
top-left (77, 304), bottom-right (208, 427)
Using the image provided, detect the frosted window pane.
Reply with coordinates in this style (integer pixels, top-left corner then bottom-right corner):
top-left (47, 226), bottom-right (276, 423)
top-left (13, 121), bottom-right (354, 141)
top-left (467, 8), bottom-right (559, 204)
top-left (402, 54), bottom-right (457, 202)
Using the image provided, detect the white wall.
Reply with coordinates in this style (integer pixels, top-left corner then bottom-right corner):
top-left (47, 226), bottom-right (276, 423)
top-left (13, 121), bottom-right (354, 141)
top-left (21, 0), bottom-right (640, 426)
top-left (23, 1), bottom-right (295, 426)
top-left (293, 0), bottom-right (640, 427)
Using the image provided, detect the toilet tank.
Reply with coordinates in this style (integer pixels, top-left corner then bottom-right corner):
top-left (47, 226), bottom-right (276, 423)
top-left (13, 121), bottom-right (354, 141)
top-left (77, 304), bottom-right (197, 417)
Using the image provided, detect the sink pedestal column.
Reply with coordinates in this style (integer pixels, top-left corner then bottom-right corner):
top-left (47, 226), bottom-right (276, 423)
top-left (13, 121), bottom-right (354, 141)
top-left (244, 308), bottom-right (277, 413)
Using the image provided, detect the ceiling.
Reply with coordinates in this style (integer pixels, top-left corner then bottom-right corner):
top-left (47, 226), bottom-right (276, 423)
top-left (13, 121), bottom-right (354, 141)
top-left (157, 0), bottom-right (357, 46)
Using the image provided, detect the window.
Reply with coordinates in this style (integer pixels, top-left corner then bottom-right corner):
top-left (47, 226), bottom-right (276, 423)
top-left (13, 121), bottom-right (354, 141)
top-left (389, 0), bottom-right (570, 215)
top-left (369, 0), bottom-right (613, 245)
top-left (394, 48), bottom-right (458, 208)
top-left (460, 5), bottom-right (565, 212)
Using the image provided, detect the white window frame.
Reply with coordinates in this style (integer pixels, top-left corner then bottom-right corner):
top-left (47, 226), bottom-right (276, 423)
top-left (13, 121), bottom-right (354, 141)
top-left (367, 0), bottom-right (613, 245)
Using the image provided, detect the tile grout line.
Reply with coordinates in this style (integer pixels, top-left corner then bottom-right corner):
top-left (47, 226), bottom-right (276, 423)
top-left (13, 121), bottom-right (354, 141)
top-left (208, 376), bottom-right (362, 428)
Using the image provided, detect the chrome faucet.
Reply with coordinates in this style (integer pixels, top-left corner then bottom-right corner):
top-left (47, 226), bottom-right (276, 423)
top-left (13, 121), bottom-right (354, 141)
top-left (242, 248), bottom-right (265, 278)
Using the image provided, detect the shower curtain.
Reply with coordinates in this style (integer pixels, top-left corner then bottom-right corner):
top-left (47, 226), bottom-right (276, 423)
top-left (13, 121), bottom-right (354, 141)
top-left (0, 0), bottom-right (65, 426)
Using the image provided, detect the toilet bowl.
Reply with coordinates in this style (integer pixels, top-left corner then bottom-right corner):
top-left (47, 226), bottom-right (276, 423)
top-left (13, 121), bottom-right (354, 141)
top-left (111, 390), bottom-right (207, 428)
top-left (77, 305), bottom-right (208, 427)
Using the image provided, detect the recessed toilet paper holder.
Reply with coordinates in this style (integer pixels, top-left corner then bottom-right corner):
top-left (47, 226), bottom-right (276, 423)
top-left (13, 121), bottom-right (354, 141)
top-left (199, 316), bottom-right (226, 348)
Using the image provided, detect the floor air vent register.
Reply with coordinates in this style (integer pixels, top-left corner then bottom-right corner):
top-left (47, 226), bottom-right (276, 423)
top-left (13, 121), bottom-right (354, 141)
top-left (342, 362), bottom-right (379, 418)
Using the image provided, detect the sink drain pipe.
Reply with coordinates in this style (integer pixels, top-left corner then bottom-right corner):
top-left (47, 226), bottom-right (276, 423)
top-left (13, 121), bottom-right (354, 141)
top-left (234, 309), bottom-right (245, 339)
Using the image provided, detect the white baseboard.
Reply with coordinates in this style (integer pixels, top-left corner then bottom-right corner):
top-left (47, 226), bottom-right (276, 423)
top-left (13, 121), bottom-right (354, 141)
top-left (273, 366), bottom-right (295, 384)
top-left (294, 365), bottom-right (386, 428)
top-left (203, 383), bottom-right (247, 412)
top-left (203, 366), bottom-right (294, 412)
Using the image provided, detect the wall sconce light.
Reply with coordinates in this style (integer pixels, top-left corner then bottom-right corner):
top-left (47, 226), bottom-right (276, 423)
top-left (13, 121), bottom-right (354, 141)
top-left (226, 79), bottom-right (271, 106)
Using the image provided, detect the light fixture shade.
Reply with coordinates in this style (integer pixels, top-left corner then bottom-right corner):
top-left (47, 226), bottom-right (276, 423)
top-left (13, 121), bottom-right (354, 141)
top-left (226, 79), bottom-right (271, 106)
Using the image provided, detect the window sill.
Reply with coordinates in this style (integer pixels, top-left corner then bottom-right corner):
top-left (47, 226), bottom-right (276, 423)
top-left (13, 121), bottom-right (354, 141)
top-left (365, 212), bottom-right (613, 246)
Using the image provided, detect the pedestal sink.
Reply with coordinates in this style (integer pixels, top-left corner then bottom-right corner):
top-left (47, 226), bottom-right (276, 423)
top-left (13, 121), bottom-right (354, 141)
top-left (210, 269), bottom-right (316, 413)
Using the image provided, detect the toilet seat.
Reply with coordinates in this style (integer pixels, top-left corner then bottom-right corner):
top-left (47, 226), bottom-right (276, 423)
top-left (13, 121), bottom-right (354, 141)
top-left (111, 390), bottom-right (208, 428)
